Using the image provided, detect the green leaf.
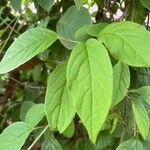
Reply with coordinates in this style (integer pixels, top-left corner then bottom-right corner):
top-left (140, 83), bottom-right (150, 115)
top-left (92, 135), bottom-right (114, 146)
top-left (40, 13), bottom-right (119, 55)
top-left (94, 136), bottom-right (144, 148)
top-left (133, 86), bottom-right (150, 105)
top-left (45, 61), bottom-right (75, 133)
top-left (41, 136), bottom-right (62, 150)
top-left (131, 97), bottom-right (150, 139)
top-left (74, 0), bottom-right (86, 9)
top-left (25, 104), bottom-right (45, 128)
top-left (96, 132), bottom-right (114, 149)
top-left (32, 64), bottom-right (43, 82)
top-left (140, 0), bottom-right (150, 10)
top-left (10, 0), bottom-right (22, 11)
top-left (67, 39), bottom-right (113, 143)
top-left (99, 21), bottom-right (150, 67)
top-left (116, 139), bottom-right (143, 150)
top-left (76, 23), bottom-right (108, 39)
top-left (0, 122), bottom-right (32, 150)
top-left (112, 62), bottom-right (130, 107)
top-left (0, 27), bottom-right (58, 74)
top-left (126, 0), bottom-right (145, 24)
top-left (62, 122), bottom-right (75, 138)
top-left (20, 101), bottom-right (35, 121)
top-left (37, 0), bottom-right (54, 12)
top-left (56, 5), bottom-right (91, 49)
top-left (74, 139), bottom-right (95, 150)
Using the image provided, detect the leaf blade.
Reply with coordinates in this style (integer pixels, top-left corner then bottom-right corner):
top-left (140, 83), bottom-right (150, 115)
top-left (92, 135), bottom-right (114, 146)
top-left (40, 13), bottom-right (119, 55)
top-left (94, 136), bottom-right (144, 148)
top-left (132, 97), bottom-right (150, 139)
top-left (99, 21), bottom-right (150, 67)
top-left (112, 62), bottom-right (130, 107)
top-left (0, 122), bottom-right (31, 150)
top-left (45, 61), bottom-right (75, 133)
top-left (0, 27), bottom-right (58, 74)
top-left (25, 104), bottom-right (45, 128)
top-left (67, 39), bottom-right (113, 142)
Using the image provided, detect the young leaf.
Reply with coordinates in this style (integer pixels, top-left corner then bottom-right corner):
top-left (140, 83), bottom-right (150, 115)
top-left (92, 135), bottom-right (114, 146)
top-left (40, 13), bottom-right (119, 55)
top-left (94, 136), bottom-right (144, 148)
top-left (67, 39), bottom-right (113, 143)
top-left (62, 122), bottom-right (75, 138)
top-left (99, 21), bottom-right (150, 67)
top-left (74, 0), bottom-right (86, 9)
top-left (112, 62), bottom-right (130, 107)
top-left (132, 86), bottom-right (150, 105)
top-left (116, 139), bottom-right (143, 150)
top-left (37, 0), bottom-right (54, 12)
top-left (45, 61), bottom-right (75, 133)
top-left (25, 104), bottom-right (45, 128)
top-left (140, 0), bottom-right (150, 10)
top-left (56, 5), bottom-right (91, 49)
top-left (131, 97), bottom-right (150, 139)
top-left (0, 122), bottom-right (32, 150)
top-left (0, 27), bottom-right (58, 74)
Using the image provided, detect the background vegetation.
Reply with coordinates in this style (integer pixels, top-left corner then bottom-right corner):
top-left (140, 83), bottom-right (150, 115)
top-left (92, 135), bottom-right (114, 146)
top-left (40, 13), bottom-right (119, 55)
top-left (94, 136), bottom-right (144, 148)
top-left (0, 0), bottom-right (150, 149)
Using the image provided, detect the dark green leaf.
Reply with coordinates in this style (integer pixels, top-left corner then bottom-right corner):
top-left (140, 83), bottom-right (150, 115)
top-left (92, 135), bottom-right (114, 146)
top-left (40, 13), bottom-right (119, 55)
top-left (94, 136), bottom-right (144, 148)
top-left (37, 0), bottom-right (54, 12)
top-left (56, 6), bottom-right (91, 49)
top-left (140, 0), bottom-right (150, 10)
top-left (74, 0), bottom-right (86, 9)
top-left (75, 23), bottom-right (108, 40)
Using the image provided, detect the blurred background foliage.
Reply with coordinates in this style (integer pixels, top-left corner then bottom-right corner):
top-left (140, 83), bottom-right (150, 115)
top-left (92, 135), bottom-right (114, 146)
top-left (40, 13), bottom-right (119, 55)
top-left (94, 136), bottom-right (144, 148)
top-left (0, 0), bottom-right (150, 149)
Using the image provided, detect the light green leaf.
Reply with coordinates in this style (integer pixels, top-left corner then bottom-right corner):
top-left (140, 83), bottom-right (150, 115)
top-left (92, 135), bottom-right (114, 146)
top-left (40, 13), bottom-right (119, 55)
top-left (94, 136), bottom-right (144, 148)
top-left (10, 0), bottom-right (22, 11)
top-left (74, 0), bottom-right (86, 9)
top-left (45, 61), bottom-right (75, 133)
top-left (62, 122), bottom-right (75, 138)
top-left (116, 139), bottom-right (143, 150)
top-left (0, 122), bottom-right (32, 150)
top-left (132, 86), bottom-right (150, 105)
top-left (67, 39), bottom-right (113, 143)
top-left (99, 21), bottom-right (150, 67)
top-left (37, 0), bottom-right (54, 12)
top-left (75, 23), bottom-right (108, 39)
top-left (140, 0), bottom-right (150, 10)
top-left (0, 27), bottom-right (58, 74)
top-left (20, 101), bottom-right (35, 121)
top-left (132, 97), bottom-right (150, 139)
top-left (112, 62), bottom-right (130, 107)
top-left (25, 104), bottom-right (45, 128)
top-left (56, 6), bottom-right (91, 49)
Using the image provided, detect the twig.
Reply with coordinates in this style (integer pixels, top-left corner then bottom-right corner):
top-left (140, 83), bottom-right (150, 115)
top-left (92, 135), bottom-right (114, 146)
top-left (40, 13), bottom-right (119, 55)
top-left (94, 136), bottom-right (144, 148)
top-left (27, 125), bottom-right (49, 150)
top-left (131, 0), bottom-right (135, 21)
top-left (146, 10), bottom-right (150, 30)
top-left (119, 96), bottom-right (128, 144)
